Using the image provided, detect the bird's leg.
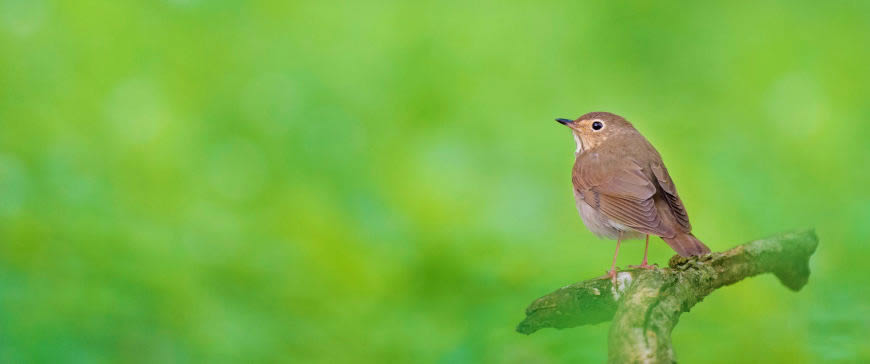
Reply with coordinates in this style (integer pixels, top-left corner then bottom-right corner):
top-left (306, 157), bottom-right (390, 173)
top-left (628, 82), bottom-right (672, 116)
top-left (600, 233), bottom-right (622, 282)
top-left (629, 235), bottom-right (656, 269)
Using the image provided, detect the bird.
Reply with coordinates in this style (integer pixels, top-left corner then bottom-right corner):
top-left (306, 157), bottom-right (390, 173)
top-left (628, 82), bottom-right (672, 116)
top-left (555, 112), bottom-right (710, 280)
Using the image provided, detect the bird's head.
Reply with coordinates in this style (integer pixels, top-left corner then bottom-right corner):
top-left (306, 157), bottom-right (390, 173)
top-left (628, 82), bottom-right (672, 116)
top-left (556, 112), bottom-right (635, 153)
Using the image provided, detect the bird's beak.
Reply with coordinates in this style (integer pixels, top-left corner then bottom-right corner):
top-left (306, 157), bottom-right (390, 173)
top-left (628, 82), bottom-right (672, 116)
top-left (556, 118), bottom-right (573, 126)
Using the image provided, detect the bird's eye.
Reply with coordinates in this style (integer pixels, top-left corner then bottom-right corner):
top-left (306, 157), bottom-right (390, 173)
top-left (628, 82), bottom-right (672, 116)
top-left (592, 121), bottom-right (603, 131)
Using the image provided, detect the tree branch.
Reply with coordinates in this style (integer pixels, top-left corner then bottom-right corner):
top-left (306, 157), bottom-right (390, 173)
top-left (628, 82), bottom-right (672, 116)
top-left (517, 229), bottom-right (818, 363)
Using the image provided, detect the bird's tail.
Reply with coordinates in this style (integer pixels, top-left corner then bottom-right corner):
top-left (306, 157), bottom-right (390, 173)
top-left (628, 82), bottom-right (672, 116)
top-left (662, 233), bottom-right (711, 257)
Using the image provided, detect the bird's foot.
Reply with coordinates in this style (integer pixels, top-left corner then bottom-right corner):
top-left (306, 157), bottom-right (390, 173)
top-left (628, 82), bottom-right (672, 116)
top-left (599, 268), bottom-right (620, 284)
top-left (628, 263), bottom-right (657, 270)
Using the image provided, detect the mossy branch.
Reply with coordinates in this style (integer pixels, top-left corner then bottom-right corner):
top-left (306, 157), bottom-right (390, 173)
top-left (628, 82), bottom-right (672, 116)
top-left (516, 229), bottom-right (818, 363)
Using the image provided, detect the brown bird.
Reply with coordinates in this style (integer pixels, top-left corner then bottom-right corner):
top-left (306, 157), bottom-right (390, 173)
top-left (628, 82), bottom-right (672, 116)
top-left (556, 112), bottom-right (710, 280)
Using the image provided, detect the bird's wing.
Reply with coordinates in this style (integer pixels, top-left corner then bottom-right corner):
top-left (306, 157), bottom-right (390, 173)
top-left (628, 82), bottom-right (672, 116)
top-left (572, 151), bottom-right (675, 238)
top-left (650, 162), bottom-right (692, 232)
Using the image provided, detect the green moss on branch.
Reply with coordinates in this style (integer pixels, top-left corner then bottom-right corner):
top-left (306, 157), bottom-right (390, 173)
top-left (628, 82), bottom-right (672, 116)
top-left (517, 229), bottom-right (819, 363)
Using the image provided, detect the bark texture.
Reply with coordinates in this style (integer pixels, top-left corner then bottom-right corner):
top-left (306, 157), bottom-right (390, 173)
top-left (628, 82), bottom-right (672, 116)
top-left (517, 229), bottom-right (818, 363)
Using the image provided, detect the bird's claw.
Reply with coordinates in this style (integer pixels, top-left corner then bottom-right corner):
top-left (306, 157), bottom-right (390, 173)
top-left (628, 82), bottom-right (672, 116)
top-left (599, 268), bottom-right (620, 284)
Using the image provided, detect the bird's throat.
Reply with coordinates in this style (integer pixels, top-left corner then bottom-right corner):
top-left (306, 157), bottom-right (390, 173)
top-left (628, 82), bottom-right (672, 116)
top-left (573, 132), bottom-right (584, 155)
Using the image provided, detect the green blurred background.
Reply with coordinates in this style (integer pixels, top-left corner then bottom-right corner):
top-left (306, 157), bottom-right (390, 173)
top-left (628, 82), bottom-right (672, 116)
top-left (1, 0), bottom-right (868, 362)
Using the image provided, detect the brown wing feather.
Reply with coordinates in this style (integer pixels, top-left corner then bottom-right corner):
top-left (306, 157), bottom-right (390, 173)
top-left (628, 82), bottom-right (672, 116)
top-left (572, 151), bottom-right (675, 238)
top-left (650, 163), bottom-right (692, 232)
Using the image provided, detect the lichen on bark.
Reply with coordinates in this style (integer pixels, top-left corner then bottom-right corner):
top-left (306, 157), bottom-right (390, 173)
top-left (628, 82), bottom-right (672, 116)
top-left (517, 229), bottom-right (818, 364)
